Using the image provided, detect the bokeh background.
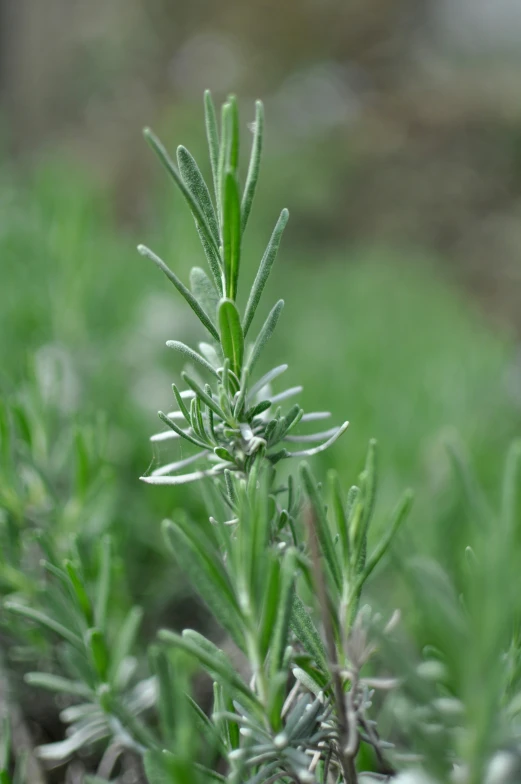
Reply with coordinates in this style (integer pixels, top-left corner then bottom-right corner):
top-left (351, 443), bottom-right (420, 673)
top-left (2, 1), bottom-right (521, 777)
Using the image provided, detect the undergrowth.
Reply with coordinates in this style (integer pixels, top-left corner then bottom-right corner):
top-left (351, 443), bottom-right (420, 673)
top-left (1, 94), bottom-right (521, 784)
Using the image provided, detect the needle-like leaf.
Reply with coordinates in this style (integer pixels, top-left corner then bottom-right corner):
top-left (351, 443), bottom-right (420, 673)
top-left (243, 209), bottom-right (289, 336)
top-left (222, 171), bottom-right (241, 300)
top-left (300, 462), bottom-right (343, 595)
top-left (5, 602), bottom-right (83, 649)
top-left (138, 245), bottom-right (219, 341)
top-left (157, 411), bottom-right (208, 448)
top-left (247, 364), bottom-right (288, 402)
top-left (219, 298), bottom-right (244, 378)
top-left (143, 128), bottom-right (221, 261)
top-left (177, 145), bottom-right (219, 244)
top-left (284, 421), bottom-right (349, 458)
top-left (241, 100), bottom-right (264, 232)
top-left (182, 372), bottom-right (228, 421)
top-left (162, 521), bottom-right (244, 647)
top-left (166, 340), bottom-right (220, 378)
top-left (204, 90), bottom-right (220, 218)
top-left (159, 630), bottom-right (260, 712)
top-left (291, 594), bottom-right (328, 672)
top-left (151, 451), bottom-right (209, 478)
top-left (243, 300), bottom-right (284, 378)
top-left (190, 266), bottom-right (221, 321)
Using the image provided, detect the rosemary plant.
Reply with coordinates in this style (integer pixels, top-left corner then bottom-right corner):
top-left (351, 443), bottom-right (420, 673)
top-left (138, 93), bottom-right (348, 488)
top-left (2, 93), bottom-right (413, 783)
top-left (135, 92), bottom-right (413, 783)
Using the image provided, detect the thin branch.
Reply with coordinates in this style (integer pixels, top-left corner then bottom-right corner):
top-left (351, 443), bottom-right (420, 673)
top-left (305, 506), bottom-right (358, 784)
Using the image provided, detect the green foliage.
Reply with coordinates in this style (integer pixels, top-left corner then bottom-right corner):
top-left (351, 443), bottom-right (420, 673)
top-left (5, 531), bottom-right (158, 763)
top-left (1, 91), bottom-right (521, 784)
top-left (139, 95), bottom-right (348, 492)
top-left (132, 92), bottom-right (410, 783)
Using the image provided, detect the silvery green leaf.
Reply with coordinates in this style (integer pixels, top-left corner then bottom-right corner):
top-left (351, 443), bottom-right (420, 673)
top-left (217, 102), bottom-right (230, 229)
top-left (155, 411), bottom-right (207, 448)
top-left (190, 395), bottom-right (206, 441)
top-left (292, 667), bottom-right (324, 698)
top-left (204, 91), bottom-right (220, 211)
top-left (241, 100), bottom-right (264, 232)
top-left (233, 370), bottom-right (249, 419)
top-left (199, 341), bottom-right (222, 369)
top-left (159, 630), bottom-right (259, 710)
top-left (359, 439), bottom-right (377, 548)
top-left (300, 462), bottom-right (342, 595)
top-left (177, 144), bottom-right (219, 244)
top-left (300, 411), bottom-right (331, 422)
top-left (36, 719), bottom-right (109, 760)
top-left (5, 602), bottom-right (83, 649)
top-left (113, 655), bottom-right (138, 691)
top-left (285, 695), bottom-right (323, 742)
top-left (284, 427), bottom-right (340, 443)
top-left (140, 468), bottom-right (218, 486)
top-left (172, 383), bottom-right (192, 424)
top-left (269, 548), bottom-right (297, 678)
top-left (164, 410), bottom-right (187, 420)
top-left (59, 703), bottom-right (100, 724)
top-left (258, 558), bottom-right (281, 658)
top-left (163, 520), bottom-right (244, 647)
top-left (24, 672), bottom-right (93, 699)
top-left (166, 341), bottom-right (219, 378)
top-left (138, 245), bottom-right (219, 340)
top-left (190, 266), bottom-right (221, 320)
top-left (109, 606), bottom-right (143, 683)
top-left (283, 694), bottom-right (313, 737)
top-left (225, 95), bottom-right (239, 176)
top-left (150, 428), bottom-right (183, 442)
top-left (243, 208), bottom-right (289, 336)
top-left (270, 386), bottom-right (303, 405)
top-left (290, 596), bottom-right (328, 674)
top-left (270, 404), bottom-right (303, 444)
top-left (151, 451), bottom-right (209, 477)
top-left (246, 400), bottom-right (272, 420)
top-left (244, 299), bottom-right (284, 377)
top-left (247, 363), bottom-right (288, 402)
top-left (143, 129), bottom-right (222, 275)
top-left (284, 421), bottom-right (349, 458)
top-left (125, 676), bottom-right (157, 713)
top-left (182, 372), bottom-right (227, 421)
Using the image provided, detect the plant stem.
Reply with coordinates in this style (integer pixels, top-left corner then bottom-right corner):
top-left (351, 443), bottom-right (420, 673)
top-left (305, 507), bottom-right (358, 784)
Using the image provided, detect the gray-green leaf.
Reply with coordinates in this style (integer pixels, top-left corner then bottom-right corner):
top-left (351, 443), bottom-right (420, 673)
top-left (243, 209), bottom-right (289, 336)
top-left (219, 299), bottom-right (244, 378)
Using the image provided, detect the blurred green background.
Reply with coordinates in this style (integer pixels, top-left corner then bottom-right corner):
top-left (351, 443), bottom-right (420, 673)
top-left (1, 0), bottom-right (521, 773)
top-left (2, 0), bottom-right (521, 599)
